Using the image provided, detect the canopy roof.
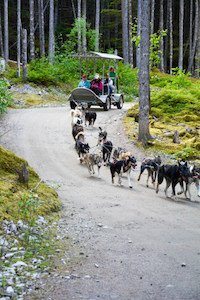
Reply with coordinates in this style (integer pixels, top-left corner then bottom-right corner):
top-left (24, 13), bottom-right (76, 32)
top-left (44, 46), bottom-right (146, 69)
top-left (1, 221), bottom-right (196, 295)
top-left (91, 52), bottom-right (123, 60)
top-left (71, 51), bottom-right (123, 60)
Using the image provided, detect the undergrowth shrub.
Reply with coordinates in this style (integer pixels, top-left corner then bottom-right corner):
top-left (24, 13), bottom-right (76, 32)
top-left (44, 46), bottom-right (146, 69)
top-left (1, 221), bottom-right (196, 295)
top-left (150, 68), bottom-right (192, 89)
top-left (173, 147), bottom-right (199, 160)
top-left (151, 89), bottom-right (199, 115)
top-left (118, 63), bottom-right (138, 97)
top-left (0, 79), bottom-right (12, 113)
top-left (28, 56), bottom-right (80, 87)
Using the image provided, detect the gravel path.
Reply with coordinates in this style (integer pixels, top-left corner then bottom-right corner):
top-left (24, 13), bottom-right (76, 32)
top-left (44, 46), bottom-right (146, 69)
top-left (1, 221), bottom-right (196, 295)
top-left (1, 104), bottom-right (200, 300)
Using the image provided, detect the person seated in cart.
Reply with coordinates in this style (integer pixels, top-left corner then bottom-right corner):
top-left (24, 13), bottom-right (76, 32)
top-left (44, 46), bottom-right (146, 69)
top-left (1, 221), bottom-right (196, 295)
top-left (90, 73), bottom-right (103, 96)
top-left (109, 66), bottom-right (117, 86)
top-left (103, 73), bottom-right (115, 95)
top-left (78, 74), bottom-right (91, 89)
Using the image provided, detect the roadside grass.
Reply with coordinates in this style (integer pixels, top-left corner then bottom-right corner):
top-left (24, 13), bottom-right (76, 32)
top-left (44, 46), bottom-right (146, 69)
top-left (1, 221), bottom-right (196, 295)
top-left (0, 146), bottom-right (61, 222)
top-left (11, 88), bottom-right (69, 108)
top-left (125, 69), bottom-right (200, 161)
top-left (0, 145), bottom-right (69, 288)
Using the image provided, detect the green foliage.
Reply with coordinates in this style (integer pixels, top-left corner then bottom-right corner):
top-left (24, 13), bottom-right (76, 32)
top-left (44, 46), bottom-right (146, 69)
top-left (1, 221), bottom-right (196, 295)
top-left (173, 147), bottom-right (199, 160)
top-left (151, 88), bottom-right (199, 115)
top-left (150, 68), bottom-right (195, 89)
top-left (150, 31), bottom-right (167, 67)
top-left (132, 20), bottom-right (140, 46)
top-left (132, 20), bottom-right (167, 68)
top-left (62, 18), bottom-right (96, 53)
top-left (18, 192), bottom-right (42, 225)
top-left (0, 79), bottom-right (12, 113)
top-left (118, 62), bottom-right (138, 97)
top-left (28, 57), bottom-right (80, 88)
top-left (170, 67), bottom-right (192, 88)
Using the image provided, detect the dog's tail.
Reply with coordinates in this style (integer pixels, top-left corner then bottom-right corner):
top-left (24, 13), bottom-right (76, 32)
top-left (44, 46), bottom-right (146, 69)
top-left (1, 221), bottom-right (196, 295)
top-left (156, 165), bottom-right (164, 193)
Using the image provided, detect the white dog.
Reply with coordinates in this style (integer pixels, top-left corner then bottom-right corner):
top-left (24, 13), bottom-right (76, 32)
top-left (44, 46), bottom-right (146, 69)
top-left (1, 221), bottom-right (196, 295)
top-left (71, 107), bottom-right (83, 127)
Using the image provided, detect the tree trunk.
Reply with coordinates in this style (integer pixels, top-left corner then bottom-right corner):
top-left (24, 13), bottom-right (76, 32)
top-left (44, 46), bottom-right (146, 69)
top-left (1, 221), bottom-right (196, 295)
top-left (95, 0), bottom-right (100, 52)
top-left (49, 0), bottom-right (55, 63)
top-left (114, 3), bottom-right (119, 50)
top-left (54, 0), bottom-right (59, 29)
top-left (22, 29), bottom-right (28, 82)
top-left (136, 0), bottom-right (141, 68)
top-left (159, 0), bottom-right (164, 72)
top-left (129, 0), bottom-right (133, 67)
top-left (17, 0), bottom-right (21, 77)
top-left (29, 0), bottom-right (35, 60)
top-left (150, 0), bottom-right (155, 35)
top-left (4, 0), bottom-right (9, 62)
top-left (138, 0), bottom-right (151, 145)
top-left (0, 9), bottom-right (4, 57)
top-left (71, 0), bottom-right (76, 19)
top-left (188, 0), bottom-right (199, 73)
top-left (38, 0), bottom-right (45, 56)
top-left (82, 0), bottom-right (87, 53)
top-left (77, 0), bottom-right (82, 53)
top-left (194, 0), bottom-right (200, 78)
top-left (178, 0), bottom-right (184, 70)
top-left (121, 0), bottom-right (129, 64)
top-left (168, 0), bottom-right (173, 74)
top-left (188, 0), bottom-right (193, 68)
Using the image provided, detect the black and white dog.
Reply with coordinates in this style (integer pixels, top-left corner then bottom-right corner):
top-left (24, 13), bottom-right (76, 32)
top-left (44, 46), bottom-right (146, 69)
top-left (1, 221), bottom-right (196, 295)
top-left (156, 161), bottom-right (190, 199)
top-left (85, 111), bottom-right (97, 127)
top-left (138, 156), bottom-right (162, 187)
top-left (178, 165), bottom-right (200, 200)
top-left (75, 132), bottom-right (90, 162)
top-left (72, 124), bottom-right (84, 140)
top-left (97, 127), bottom-right (113, 165)
top-left (110, 155), bottom-right (137, 188)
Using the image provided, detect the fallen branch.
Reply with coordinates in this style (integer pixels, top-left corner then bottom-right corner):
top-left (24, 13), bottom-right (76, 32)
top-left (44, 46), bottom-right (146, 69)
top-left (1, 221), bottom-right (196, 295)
top-left (31, 179), bottom-right (43, 192)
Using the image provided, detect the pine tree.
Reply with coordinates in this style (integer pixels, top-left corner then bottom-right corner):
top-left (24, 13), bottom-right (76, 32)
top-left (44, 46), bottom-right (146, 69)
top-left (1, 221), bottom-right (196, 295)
top-left (138, 0), bottom-right (151, 145)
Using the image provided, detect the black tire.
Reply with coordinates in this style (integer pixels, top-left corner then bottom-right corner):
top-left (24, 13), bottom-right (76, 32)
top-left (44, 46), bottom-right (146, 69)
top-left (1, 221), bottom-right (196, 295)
top-left (103, 97), bottom-right (111, 111)
top-left (116, 96), bottom-right (123, 109)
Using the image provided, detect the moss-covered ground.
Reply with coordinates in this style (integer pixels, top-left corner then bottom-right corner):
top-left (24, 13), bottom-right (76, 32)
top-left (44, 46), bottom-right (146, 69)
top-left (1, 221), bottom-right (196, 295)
top-left (0, 146), bottom-right (69, 289)
top-left (0, 146), bottom-right (61, 222)
top-left (124, 69), bottom-right (200, 161)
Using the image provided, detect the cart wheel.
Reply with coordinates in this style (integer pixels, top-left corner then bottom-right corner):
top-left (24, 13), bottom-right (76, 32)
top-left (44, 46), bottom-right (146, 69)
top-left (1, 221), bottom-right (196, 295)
top-left (103, 97), bottom-right (111, 111)
top-left (116, 95), bottom-right (123, 109)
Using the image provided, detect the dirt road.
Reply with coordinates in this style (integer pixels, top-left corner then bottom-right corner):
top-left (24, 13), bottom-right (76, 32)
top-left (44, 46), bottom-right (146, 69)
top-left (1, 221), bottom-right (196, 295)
top-left (1, 104), bottom-right (200, 300)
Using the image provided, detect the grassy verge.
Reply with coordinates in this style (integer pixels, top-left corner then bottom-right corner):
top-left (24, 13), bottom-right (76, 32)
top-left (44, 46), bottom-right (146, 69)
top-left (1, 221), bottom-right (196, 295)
top-left (0, 146), bottom-right (61, 221)
top-left (124, 69), bottom-right (200, 161)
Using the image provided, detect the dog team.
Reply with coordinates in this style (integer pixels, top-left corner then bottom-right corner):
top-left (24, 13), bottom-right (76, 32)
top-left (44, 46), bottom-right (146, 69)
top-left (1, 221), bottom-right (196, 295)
top-left (70, 104), bottom-right (200, 201)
